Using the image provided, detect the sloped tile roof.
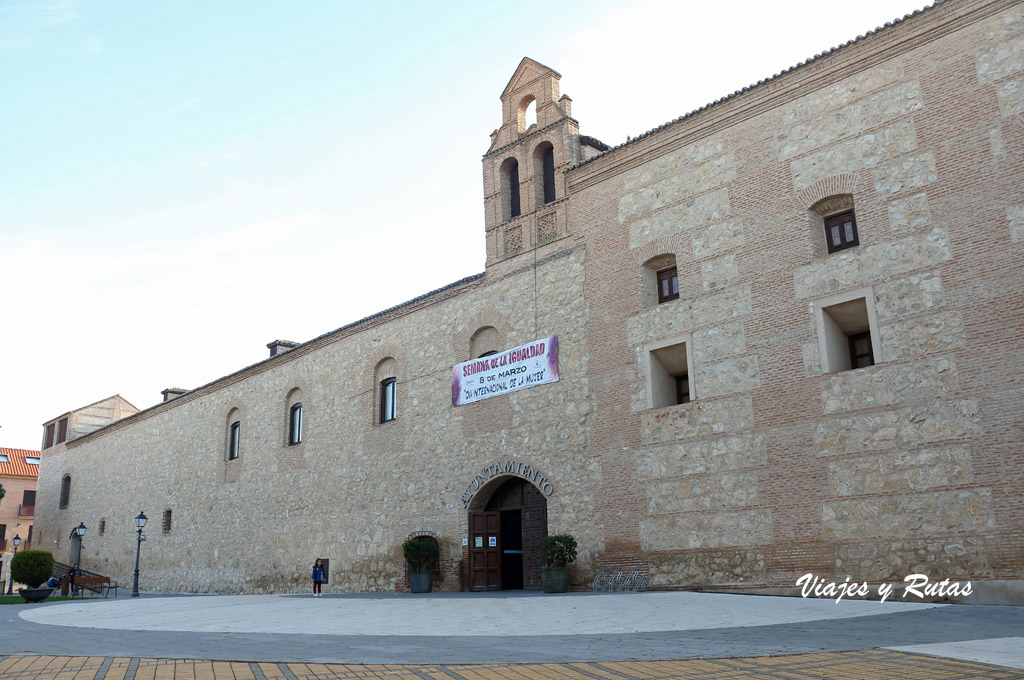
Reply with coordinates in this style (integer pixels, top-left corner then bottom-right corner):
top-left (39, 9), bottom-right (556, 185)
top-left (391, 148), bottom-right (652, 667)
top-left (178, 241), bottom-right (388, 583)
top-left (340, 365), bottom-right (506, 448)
top-left (0, 447), bottom-right (41, 478)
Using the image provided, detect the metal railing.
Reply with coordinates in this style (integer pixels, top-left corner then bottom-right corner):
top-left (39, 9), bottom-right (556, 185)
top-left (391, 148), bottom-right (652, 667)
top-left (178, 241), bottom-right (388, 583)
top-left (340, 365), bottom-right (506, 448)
top-left (18, 504), bottom-right (34, 517)
top-left (54, 562), bottom-right (102, 579)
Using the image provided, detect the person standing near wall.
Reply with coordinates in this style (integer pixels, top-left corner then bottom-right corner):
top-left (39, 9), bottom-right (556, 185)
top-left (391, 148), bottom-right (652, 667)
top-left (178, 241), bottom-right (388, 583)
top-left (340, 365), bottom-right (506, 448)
top-left (312, 559), bottom-right (325, 597)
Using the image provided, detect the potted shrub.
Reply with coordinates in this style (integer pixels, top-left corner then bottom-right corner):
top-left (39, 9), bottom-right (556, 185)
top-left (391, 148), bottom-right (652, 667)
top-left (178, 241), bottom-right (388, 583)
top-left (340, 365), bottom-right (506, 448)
top-left (12, 550), bottom-right (56, 602)
top-left (539, 534), bottom-right (577, 593)
top-left (402, 538), bottom-right (439, 593)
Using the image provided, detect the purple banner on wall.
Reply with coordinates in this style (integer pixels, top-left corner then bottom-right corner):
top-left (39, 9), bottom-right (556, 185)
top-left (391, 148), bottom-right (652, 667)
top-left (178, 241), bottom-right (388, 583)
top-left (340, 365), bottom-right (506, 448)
top-left (451, 336), bottom-right (558, 406)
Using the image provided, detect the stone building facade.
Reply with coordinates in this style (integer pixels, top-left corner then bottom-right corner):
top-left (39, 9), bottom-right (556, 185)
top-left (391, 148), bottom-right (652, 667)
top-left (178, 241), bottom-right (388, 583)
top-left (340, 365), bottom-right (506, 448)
top-left (36, 0), bottom-right (1024, 600)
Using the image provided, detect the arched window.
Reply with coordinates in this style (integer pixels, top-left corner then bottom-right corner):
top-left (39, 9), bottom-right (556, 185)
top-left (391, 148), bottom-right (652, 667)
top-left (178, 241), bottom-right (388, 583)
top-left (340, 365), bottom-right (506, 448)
top-left (380, 378), bottom-right (397, 423)
top-left (642, 253), bottom-right (678, 307)
top-left (540, 143), bottom-right (557, 204)
top-left (226, 408), bottom-right (241, 460)
top-left (501, 157), bottom-right (521, 220)
top-left (810, 194), bottom-right (858, 254)
top-left (229, 421), bottom-right (240, 459)
top-left (289, 402), bottom-right (303, 445)
top-left (533, 143), bottom-right (556, 205)
top-left (59, 474), bottom-right (71, 509)
top-left (542, 146), bottom-right (555, 204)
top-left (517, 95), bottom-right (537, 132)
top-left (375, 357), bottom-right (398, 424)
top-left (286, 387), bottom-right (304, 445)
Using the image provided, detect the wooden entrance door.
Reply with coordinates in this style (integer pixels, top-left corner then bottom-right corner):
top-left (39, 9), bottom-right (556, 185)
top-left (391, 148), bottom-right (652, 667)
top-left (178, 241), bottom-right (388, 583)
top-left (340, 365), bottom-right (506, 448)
top-left (473, 478), bottom-right (548, 590)
top-left (469, 511), bottom-right (501, 591)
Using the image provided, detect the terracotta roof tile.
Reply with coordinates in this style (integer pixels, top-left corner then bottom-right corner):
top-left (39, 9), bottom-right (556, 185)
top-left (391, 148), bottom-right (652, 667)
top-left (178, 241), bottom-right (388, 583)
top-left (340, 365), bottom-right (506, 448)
top-left (0, 447), bottom-right (41, 478)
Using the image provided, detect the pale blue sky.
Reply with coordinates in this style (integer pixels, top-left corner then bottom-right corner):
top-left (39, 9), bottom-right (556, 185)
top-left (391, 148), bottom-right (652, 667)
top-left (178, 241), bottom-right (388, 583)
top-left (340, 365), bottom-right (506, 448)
top-left (0, 0), bottom-right (929, 449)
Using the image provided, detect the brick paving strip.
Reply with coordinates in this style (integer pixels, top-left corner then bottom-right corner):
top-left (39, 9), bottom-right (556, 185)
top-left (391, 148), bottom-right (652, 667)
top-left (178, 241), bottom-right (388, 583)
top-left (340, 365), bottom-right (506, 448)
top-left (1, 653), bottom-right (1022, 680)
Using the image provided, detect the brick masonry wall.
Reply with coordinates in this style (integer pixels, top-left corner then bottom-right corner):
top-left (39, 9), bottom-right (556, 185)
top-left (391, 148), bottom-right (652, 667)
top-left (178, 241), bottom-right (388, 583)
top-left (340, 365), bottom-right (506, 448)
top-left (34, 0), bottom-right (1024, 595)
top-left (569, 0), bottom-right (1024, 589)
top-left (36, 251), bottom-right (595, 594)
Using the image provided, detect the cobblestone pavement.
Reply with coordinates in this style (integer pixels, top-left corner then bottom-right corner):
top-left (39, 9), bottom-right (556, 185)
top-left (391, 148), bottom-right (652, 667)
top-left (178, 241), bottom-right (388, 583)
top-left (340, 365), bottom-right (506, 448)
top-left (2, 652), bottom-right (1023, 680)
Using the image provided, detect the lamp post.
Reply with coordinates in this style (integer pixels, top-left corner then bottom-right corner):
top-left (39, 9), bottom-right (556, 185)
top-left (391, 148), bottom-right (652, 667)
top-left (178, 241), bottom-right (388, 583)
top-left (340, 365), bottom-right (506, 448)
top-left (6, 534), bottom-right (21, 595)
top-left (73, 522), bottom-right (87, 571)
top-left (131, 511), bottom-right (147, 598)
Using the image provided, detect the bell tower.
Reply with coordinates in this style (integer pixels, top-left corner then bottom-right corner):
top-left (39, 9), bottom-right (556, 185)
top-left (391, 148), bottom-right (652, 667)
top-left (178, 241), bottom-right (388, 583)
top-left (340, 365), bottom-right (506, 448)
top-left (482, 59), bottom-right (585, 268)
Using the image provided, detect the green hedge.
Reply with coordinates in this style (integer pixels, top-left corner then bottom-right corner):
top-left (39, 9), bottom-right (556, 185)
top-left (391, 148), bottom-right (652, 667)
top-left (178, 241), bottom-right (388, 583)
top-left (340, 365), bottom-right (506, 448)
top-left (11, 550), bottom-right (55, 588)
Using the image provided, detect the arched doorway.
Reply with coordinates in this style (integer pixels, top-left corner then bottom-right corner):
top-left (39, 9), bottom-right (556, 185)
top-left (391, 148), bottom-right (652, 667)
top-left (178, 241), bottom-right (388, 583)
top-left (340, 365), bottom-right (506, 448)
top-left (468, 477), bottom-right (547, 591)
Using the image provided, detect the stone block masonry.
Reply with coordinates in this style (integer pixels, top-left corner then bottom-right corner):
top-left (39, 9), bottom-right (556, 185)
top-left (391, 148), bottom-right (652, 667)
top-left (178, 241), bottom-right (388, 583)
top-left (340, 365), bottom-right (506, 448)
top-left (35, 0), bottom-right (1024, 599)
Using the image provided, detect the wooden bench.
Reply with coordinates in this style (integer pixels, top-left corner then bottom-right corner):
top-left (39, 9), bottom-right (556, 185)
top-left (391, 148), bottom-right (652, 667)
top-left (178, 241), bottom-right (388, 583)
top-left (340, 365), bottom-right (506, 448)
top-left (72, 576), bottom-right (119, 598)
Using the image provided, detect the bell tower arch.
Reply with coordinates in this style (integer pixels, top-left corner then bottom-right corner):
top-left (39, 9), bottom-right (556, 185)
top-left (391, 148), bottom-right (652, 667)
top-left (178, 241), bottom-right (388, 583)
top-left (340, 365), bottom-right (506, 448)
top-left (482, 58), bottom-right (590, 268)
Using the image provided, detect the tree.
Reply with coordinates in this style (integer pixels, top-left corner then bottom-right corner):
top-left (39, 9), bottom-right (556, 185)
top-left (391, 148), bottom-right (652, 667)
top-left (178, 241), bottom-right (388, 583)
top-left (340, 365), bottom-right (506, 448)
top-left (0, 483), bottom-right (6, 504)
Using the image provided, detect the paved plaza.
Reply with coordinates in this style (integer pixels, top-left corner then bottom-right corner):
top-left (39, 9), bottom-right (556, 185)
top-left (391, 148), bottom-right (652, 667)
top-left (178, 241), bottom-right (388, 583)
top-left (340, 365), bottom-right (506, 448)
top-left (2, 591), bottom-right (1023, 678)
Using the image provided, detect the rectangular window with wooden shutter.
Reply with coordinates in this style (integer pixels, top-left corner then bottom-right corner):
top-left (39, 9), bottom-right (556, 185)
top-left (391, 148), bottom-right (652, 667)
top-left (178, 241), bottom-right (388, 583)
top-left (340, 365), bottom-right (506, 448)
top-left (657, 266), bottom-right (679, 303)
top-left (824, 210), bottom-right (858, 253)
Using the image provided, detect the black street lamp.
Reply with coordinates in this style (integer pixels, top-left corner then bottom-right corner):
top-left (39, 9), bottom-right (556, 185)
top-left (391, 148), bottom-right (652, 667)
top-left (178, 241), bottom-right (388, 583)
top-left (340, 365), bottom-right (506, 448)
top-left (6, 534), bottom-right (21, 595)
top-left (131, 511), bottom-right (147, 598)
top-left (73, 522), bottom-right (87, 571)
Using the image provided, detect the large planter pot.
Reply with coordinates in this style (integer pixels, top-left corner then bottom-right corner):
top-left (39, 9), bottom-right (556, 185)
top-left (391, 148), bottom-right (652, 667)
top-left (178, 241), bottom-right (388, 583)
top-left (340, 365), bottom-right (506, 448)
top-left (408, 572), bottom-right (432, 593)
top-left (541, 568), bottom-right (569, 593)
top-left (18, 587), bottom-right (54, 603)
